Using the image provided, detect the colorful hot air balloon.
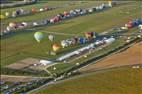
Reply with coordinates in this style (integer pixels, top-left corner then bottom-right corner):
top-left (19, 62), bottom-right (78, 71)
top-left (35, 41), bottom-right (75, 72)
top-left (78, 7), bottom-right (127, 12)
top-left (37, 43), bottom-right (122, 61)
top-left (34, 32), bottom-right (44, 43)
top-left (52, 44), bottom-right (60, 52)
top-left (85, 32), bottom-right (94, 39)
top-left (48, 34), bottom-right (54, 41)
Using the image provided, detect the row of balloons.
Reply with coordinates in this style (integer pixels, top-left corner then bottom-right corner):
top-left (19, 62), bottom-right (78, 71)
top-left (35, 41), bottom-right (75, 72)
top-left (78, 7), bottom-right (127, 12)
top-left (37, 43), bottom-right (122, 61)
top-left (34, 31), bottom-right (97, 52)
top-left (0, 6), bottom-right (57, 20)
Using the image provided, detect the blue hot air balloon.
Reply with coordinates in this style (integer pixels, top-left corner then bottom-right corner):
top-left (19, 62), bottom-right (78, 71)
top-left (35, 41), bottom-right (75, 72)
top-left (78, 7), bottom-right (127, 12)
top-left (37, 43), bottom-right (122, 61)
top-left (79, 38), bottom-right (86, 44)
top-left (34, 32), bottom-right (44, 43)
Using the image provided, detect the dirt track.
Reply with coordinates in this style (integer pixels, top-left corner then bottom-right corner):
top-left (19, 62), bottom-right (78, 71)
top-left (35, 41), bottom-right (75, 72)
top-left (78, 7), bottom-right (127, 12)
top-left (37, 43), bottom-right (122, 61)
top-left (80, 42), bottom-right (142, 72)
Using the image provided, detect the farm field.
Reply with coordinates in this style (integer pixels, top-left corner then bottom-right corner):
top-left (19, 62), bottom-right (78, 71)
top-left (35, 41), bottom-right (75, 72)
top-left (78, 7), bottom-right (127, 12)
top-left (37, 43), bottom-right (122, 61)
top-left (32, 67), bottom-right (142, 94)
top-left (80, 41), bottom-right (142, 73)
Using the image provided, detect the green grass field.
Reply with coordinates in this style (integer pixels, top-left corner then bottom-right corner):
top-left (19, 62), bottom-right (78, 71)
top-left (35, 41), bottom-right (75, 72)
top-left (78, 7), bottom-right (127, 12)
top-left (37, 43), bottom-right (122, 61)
top-left (1, 1), bottom-right (142, 67)
top-left (32, 67), bottom-right (142, 94)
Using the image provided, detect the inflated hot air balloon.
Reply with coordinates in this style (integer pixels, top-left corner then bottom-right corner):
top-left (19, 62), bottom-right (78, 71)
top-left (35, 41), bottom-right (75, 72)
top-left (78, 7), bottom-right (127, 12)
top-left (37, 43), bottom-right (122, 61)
top-left (34, 32), bottom-right (44, 43)
top-left (64, 11), bottom-right (69, 17)
top-left (85, 32), bottom-right (94, 39)
top-left (44, 5), bottom-right (48, 11)
top-left (52, 44), bottom-right (60, 52)
top-left (61, 40), bottom-right (68, 48)
top-left (5, 12), bottom-right (10, 17)
top-left (72, 37), bottom-right (78, 44)
top-left (48, 34), bottom-right (54, 41)
top-left (9, 22), bottom-right (17, 28)
top-left (31, 8), bottom-right (38, 13)
top-left (12, 11), bottom-right (17, 17)
top-left (79, 38), bottom-right (86, 44)
top-left (39, 8), bottom-right (44, 12)
top-left (108, 0), bottom-right (112, 7)
top-left (0, 15), bottom-right (5, 19)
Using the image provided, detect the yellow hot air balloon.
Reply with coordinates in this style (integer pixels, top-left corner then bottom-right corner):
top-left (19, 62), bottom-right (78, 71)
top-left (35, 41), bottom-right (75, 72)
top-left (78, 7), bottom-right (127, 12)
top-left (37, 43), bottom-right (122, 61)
top-left (0, 15), bottom-right (5, 19)
top-left (52, 44), bottom-right (60, 52)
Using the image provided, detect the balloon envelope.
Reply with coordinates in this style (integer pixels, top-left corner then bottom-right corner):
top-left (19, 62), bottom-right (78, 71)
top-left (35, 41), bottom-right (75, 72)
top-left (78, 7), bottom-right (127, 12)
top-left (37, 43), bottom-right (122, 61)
top-left (5, 12), bottom-right (10, 17)
top-left (53, 44), bottom-right (60, 52)
top-left (9, 22), bottom-right (17, 27)
top-left (61, 40), bottom-right (68, 48)
top-left (34, 32), bottom-right (44, 43)
top-left (0, 15), bottom-right (5, 19)
top-left (79, 38), bottom-right (86, 44)
top-left (48, 35), bottom-right (54, 41)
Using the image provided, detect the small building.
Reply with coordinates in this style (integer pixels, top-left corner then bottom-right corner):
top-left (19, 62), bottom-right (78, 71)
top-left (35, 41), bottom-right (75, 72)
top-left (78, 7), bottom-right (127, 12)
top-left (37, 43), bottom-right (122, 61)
top-left (40, 60), bottom-right (54, 66)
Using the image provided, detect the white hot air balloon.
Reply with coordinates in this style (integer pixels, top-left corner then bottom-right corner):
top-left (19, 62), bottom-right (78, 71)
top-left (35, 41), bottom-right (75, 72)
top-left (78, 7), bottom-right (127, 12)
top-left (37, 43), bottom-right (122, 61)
top-left (5, 12), bottom-right (10, 17)
top-left (61, 40), bottom-right (68, 48)
top-left (48, 34), bottom-right (54, 41)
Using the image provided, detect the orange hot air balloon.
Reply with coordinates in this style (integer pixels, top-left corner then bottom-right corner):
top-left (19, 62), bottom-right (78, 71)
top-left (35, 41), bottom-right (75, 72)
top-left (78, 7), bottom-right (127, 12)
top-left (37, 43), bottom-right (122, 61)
top-left (31, 8), bottom-right (38, 13)
top-left (52, 44), bottom-right (60, 52)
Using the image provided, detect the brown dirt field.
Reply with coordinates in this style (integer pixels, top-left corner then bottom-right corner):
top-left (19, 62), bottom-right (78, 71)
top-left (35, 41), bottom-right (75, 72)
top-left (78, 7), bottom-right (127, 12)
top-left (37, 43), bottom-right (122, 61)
top-left (80, 42), bottom-right (142, 73)
top-left (6, 58), bottom-right (40, 70)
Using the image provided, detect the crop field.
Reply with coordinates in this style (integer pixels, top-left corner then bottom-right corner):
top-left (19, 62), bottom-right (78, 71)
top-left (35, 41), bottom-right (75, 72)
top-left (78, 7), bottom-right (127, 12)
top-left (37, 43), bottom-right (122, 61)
top-left (80, 42), bottom-right (142, 73)
top-left (32, 67), bottom-right (142, 94)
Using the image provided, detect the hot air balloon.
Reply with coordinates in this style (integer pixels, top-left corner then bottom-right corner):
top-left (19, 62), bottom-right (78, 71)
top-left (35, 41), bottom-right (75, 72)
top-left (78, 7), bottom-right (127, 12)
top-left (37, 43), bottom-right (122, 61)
top-left (108, 0), bottom-right (112, 7)
top-left (85, 32), bottom-right (94, 40)
top-left (21, 22), bottom-right (28, 27)
top-left (52, 44), bottom-right (60, 52)
top-left (64, 11), bottom-right (69, 17)
top-left (71, 37), bottom-right (78, 44)
top-left (79, 37), bottom-right (86, 44)
top-left (33, 22), bottom-right (38, 26)
top-left (61, 40), bottom-right (68, 48)
top-left (34, 32), bottom-right (44, 43)
top-left (6, 26), bottom-right (12, 32)
top-left (5, 12), bottom-right (10, 17)
top-left (0, 15), bottom-right (5, 19)
top-left (9, 22), bottom-right (17, 28)
top-left (31, 8), bottom-right (38, 13)
top-left (48, 34), bottom-right (54, 41)
top-left (39, 8), bottom-right (44, 12)
top-left (12, 11), bottom-right (17, 17)
top-left (44, 5), bottom-right (48, 11)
